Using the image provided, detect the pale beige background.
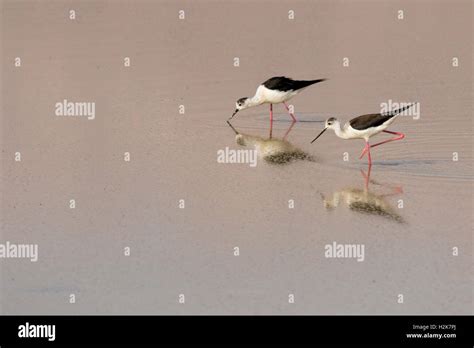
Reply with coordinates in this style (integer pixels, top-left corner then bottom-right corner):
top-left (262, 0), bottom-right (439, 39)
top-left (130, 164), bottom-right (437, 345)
top-left (1, 0), bottom-right (472, 314)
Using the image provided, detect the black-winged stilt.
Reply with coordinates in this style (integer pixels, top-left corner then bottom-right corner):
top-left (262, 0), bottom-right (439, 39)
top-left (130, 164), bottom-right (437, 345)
top-left (311, 103), bottom-right (416, 166)
top-left (229, 76), bottom-right (326, 122)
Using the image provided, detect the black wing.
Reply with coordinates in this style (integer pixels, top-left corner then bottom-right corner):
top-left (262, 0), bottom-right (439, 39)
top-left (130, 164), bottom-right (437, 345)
top-left (350, 103), bottom-right (416, 130)
top-left (262, 76), bottom-right (326, 92)
top-left (350, 113), bottom-right (394, 130)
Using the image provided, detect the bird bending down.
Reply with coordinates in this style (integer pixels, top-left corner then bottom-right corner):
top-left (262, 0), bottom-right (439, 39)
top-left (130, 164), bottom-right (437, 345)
top-left (311, 103), bottom-right (417, 166)
top-left (229, 76), bottom-right (326, 122)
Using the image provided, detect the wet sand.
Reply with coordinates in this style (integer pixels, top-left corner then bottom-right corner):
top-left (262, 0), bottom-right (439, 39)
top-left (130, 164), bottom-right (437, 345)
top-left (1, 0), bottom-right (472, 314)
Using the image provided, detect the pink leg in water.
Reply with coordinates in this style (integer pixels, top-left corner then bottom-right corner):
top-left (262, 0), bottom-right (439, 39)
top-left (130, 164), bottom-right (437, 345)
top-left (367, 143), bottom-right (372, 167)
top-left (360, 166), bottom-right (372, 190)
top-left (282, 120), bottom-right (296, 140)
top-left (269, 104), bottom-right (273, 139)
top-left (359, 140), bottom-right (372, 166)
top-left (283, 102), bottom-right (297, 122)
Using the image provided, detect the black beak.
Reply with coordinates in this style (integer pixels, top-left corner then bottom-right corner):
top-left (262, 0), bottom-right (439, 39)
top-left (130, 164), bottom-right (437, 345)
top-left (226, 120), bottom-right (239, 135)
top-left (311, 127), bottom-right (327, 143)
top-left (229, 109), bottom-right (239, 120)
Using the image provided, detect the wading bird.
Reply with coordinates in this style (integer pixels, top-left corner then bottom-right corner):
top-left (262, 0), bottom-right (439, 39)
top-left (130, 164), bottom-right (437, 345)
top-left (229, 76), bottom-right (326, 122)
top-left (311, 103), bottom-right (416, 165)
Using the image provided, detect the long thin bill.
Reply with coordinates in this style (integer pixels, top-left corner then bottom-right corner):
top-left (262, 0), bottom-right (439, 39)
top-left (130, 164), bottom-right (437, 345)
top-left (229, 109), bottom-right (238, 120)
top-left (311, 127), bottom-right (327, 143)
top-left (226, 120), bottom-right (239, 134)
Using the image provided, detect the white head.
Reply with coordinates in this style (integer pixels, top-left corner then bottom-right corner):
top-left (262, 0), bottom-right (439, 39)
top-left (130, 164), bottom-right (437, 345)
top-left (311, 117), bottom-right (340, 143)
top-left (229, 97), bottom-right (251, 119)
top-left (324, 117), bottom-right (340, 129)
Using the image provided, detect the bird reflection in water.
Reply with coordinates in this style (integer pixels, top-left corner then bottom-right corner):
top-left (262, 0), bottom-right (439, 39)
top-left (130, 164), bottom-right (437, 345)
top-left (226, 120), bottom-right (314, 165)
top-left (321, 167), bottom-right (405, 223)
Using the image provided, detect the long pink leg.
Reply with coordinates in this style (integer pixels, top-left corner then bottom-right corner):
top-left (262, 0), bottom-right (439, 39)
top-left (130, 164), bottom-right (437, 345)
top-left (359, 141), bottom-right (369, 159)
top-left (283, 102), bottom-right (297, 122)
top-left (367, 142), bottom-right (372, 166)
top-left (282, 120), bottom-right (296, 140)
top-left (269, 104), bottom-right (273, 139)
top-left (359, 141), bottom-right (372, 165)
top-left (360, 166), bottom-right (372, 190)
top-left (369, 130), bottom-right (405, 148)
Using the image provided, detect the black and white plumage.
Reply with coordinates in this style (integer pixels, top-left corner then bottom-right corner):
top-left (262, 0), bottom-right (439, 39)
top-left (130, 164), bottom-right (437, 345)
top-left (262, 76), bottom-right (326, 92)
top-left (349, 103), bottom-right (416, 131)
top-left (229, 76), bottom-right (326, 121)
top-left (311, 103), bottom-right (416, 165)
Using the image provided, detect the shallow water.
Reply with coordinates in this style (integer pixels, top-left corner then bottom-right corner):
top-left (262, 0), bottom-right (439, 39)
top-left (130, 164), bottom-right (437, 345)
top-left (1, 0), bottom-right (472, 314)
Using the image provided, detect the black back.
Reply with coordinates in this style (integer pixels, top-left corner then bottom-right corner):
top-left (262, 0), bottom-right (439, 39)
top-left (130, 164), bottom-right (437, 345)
top-left (350, 103), bottom-right (415, 130)
top-left (350, 113), bottom-right (394, 130)
top-left (262, 76), bottom-right (326, 92)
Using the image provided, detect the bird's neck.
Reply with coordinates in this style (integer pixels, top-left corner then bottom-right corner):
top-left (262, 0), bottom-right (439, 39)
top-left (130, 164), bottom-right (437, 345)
top-left (334, 122), bottom-right (350, 139)
top-left (248, 93), bottom-right (264, 107)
